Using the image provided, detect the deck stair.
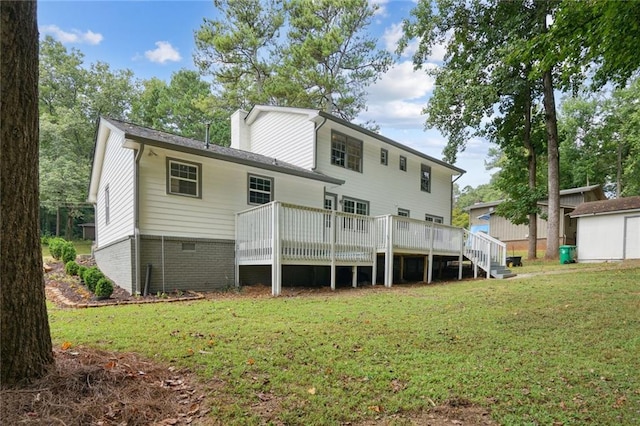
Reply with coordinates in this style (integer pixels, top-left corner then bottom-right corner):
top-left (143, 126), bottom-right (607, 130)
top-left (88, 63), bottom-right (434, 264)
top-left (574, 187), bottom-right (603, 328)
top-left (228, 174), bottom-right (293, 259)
top-left (463, 230), bottom-right (516, 279)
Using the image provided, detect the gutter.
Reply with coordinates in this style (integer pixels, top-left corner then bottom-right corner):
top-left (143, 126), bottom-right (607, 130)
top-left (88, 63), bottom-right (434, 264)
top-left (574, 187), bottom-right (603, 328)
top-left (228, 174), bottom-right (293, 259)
top-left (134, 144), bottom-right (145, 295)
top-left (451, 172), bottom-right (465, 225)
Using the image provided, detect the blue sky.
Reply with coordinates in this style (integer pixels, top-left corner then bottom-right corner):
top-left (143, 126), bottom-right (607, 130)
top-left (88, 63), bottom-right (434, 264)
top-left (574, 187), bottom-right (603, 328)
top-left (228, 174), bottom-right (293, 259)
top-left (38, 0), bottom-right (491, 188)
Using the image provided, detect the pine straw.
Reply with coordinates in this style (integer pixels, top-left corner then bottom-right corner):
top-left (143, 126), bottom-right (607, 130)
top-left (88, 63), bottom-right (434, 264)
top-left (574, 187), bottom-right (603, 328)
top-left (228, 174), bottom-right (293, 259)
top-left (0, 346), bottom-right (215, 425)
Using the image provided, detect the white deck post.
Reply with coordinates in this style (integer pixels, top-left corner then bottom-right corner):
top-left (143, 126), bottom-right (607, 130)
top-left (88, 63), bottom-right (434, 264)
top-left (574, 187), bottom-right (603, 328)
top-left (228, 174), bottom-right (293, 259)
top-left (372, 254), bottom-right (377, 285)
top-left (427, 223), bottom-right (435, 284)
top-left (487, 240), bottom-right (492, 280)
top-left (271, 202), bottom-right (282, 296)
top-left (384, 215), bottom-right (394, 287)
top-left (352, 265), bottom-right (357, 288)
top-left (330, 210), bottom-right (336, 291)
top-left (458, 229), bottom-right (464, 280)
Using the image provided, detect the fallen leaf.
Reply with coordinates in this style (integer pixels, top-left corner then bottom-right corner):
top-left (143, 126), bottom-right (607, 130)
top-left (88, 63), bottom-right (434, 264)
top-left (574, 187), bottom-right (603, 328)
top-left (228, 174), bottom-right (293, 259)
top-left (308, 387), bottom-right (316, 395)
top-left (186, 348), bottom-right (194, 356)
top-left (368, 405), bottom-right (382, 413)
top-left (61, 341), bottom-right (72, 350)
top-left (104, 360), bottom-right (116, 369)
top-left (247, 358), bottom-right (255, 365)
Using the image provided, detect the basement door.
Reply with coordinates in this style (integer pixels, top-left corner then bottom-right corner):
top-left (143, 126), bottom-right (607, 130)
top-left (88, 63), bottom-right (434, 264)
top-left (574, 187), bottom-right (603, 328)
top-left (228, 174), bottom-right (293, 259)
top-left (624, 216), bottom-right (640, 259)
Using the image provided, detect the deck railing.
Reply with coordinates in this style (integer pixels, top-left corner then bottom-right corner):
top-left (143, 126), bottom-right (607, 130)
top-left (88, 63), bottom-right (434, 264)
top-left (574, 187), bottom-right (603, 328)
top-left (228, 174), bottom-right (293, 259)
top-left (235, 202), bottom-right (273, 264)
top-left (375, 215), bottom-right (464, 254)
top-left (463, 230), bottom-right (506, 277)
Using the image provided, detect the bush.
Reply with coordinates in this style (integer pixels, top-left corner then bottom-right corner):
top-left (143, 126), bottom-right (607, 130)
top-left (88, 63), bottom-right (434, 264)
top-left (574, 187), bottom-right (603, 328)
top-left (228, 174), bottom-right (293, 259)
top-left (84, 267), bottom-right (104, 292)
top-left (94, 278), bottom-right (114, 298)
top-left (49, 237), bottom-right (67, 260)
top-left (65, 261), bottom-right (79, 276)
top-left (61, 241), bottom-right (77, 264)
top-left (77, 265), bottom-right (88, 282)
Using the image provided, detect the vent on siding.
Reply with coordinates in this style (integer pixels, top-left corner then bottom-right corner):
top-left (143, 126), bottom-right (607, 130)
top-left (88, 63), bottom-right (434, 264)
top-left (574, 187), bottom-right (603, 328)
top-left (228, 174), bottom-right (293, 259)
top-left (182, 242), bottom-right (196, 251)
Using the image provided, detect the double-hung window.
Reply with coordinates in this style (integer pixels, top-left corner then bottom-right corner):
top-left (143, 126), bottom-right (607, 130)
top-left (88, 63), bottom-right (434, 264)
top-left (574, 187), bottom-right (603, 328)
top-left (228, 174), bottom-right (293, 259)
top-left (421, 164), bottom-right (432, 193)
top-left (248, 174), bottom-right (273, 205)
top-left (342, 197), bottom-right (369, 231)
top-left (331, 131), bottom-right (362, 172)
top-left (168, 158), bottom-right (201, 198)
top-left (399, 155), bottom-right (407, 171)
top-left (380, 148), bottom-right (388, 165)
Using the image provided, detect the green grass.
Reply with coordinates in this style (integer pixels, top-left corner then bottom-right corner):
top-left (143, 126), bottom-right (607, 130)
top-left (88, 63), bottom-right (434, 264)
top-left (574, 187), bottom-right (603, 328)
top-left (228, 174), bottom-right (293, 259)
top-left (48, 266), bottom-right (640, 425)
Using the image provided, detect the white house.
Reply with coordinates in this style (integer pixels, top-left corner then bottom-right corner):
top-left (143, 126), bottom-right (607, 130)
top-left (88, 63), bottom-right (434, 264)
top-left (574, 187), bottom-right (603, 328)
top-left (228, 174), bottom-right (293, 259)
top-left (570, 196), bottom-right (640, 262)
top-left (88, 106), bottom-right (507, 296)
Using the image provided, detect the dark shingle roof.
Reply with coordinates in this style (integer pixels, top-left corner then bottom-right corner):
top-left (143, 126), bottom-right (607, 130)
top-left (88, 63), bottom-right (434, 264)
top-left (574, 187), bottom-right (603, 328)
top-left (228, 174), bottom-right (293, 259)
top-left (570, 196), bottom-right (640, 217)
top-left (102, 117), bottom-right (343, 185)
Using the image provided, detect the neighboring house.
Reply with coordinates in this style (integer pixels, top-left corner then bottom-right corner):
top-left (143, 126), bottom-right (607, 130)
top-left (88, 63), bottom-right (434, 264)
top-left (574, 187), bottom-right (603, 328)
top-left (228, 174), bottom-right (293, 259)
top-left (569, 196), bottom-right (640, 262)
top-left (88, 106), bottom-right (471, 295)
top-left (467, 185), bottom-right (606, 251)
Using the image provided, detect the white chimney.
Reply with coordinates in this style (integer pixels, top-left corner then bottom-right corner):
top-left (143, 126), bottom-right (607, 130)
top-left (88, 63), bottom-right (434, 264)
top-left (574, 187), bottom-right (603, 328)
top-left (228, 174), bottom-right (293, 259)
top-left (230, 109), bottom-right (250, 150)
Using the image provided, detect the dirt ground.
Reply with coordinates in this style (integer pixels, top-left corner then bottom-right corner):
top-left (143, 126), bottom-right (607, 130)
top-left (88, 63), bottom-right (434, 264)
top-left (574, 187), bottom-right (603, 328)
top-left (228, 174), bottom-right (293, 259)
top-left (0, 261), bottom-right (498, 425)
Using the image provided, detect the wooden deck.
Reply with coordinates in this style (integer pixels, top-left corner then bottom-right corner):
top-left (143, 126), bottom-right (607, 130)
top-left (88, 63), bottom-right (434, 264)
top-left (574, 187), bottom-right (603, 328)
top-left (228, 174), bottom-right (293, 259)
top-left (236, 201), bottom-right (506, 295)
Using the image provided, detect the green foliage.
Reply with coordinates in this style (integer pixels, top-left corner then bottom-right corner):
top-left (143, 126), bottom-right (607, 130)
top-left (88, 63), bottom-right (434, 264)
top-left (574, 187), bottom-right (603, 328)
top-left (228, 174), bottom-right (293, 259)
top-left (60, 241), bottom-right (77, 264)
top-left (48, 266), bottom-right (640, 425)
top-left (83, 267), bottom-right (104, 293)
top-left (194, 0), bottom-right (391, 121)
top-left (77, 265), bottom-right (88, 282)
top-left (64, 260), bottom-right (79, 276)
top-left (48, 237), bottom-right (67, 260)
top-left (94, 278), bottom-right (114, 298)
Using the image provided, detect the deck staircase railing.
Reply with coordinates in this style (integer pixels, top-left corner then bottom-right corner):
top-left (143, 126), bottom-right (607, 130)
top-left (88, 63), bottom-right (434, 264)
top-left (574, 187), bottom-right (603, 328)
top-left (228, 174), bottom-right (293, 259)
top-left (463, 230), bottom-right (511, 278)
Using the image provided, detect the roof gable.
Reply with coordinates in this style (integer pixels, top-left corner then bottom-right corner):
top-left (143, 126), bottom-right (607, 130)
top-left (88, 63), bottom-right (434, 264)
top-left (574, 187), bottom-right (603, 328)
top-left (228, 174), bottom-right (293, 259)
top-left (570, 196), bottom-right (640, 217)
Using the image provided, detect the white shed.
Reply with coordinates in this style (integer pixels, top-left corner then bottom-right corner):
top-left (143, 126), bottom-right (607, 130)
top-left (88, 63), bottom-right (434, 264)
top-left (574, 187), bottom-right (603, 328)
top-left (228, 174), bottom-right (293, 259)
top-left (570, 196), bottom-right (640, 262)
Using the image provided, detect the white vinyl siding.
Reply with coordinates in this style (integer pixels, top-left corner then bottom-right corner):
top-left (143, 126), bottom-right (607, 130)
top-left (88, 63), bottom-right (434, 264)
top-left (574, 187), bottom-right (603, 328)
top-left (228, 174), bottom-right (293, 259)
top-left (138, 148), bottom-right (326, 240)
top-left (314, 124), bottom-right (455, 224)
top-left (248, 111), bottom-right (315, 169)
top-left (96, 131), bottom-right (135, 247)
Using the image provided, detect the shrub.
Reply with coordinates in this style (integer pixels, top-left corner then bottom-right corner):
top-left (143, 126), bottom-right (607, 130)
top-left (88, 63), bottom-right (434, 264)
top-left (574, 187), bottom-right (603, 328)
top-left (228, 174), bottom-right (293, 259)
top-left (61, 241), bottom-right (77, 264)
top-left (84, 267), bottom-right (104, 292)
top-left (94, 278), bottom-right (114, 299)
top-left (65, 261), bottom-right (79, 276)
top-left (77, 265), bottom-right (88, 282)
top-left (49, 237), bottom-right (67, 260)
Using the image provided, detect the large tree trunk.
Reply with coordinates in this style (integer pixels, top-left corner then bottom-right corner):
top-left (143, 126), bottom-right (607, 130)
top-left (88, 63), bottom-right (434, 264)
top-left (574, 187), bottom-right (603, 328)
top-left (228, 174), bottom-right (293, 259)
top-left (1, 0), bottom-right (54, 386)
top-left (523, 83), bottom-right (538, 260)
top-left (543, 68), bottom-right (560, 260)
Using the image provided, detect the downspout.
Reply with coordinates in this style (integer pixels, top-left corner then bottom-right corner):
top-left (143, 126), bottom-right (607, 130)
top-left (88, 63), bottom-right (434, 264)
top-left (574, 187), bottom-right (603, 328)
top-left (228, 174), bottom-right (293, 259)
top-left (451, 172), bottom-right (465, 226)
top-left (134, 144), bottom-right (145, 295)
top-left (312, 116), bottom-right (327, 171)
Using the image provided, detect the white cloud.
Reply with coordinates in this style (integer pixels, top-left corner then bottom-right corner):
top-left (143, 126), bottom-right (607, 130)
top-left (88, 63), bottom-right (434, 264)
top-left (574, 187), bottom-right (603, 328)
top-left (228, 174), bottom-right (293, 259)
top-left (40, 25), bottom-right (103, 45)
top-left (367, 61), bottom-right (436, 103)
top-left (144, 41), bottom-right (182, 64)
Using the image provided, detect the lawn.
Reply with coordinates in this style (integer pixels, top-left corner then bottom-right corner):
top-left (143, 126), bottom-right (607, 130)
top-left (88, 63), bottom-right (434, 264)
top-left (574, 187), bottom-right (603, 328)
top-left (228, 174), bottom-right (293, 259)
top-left (48, 264), bottom-right (640, 425)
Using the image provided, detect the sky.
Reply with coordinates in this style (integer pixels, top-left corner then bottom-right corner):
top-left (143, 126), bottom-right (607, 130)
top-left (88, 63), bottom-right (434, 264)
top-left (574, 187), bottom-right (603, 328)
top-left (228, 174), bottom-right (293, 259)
top-left (38, 0), bottom-right (492, 189)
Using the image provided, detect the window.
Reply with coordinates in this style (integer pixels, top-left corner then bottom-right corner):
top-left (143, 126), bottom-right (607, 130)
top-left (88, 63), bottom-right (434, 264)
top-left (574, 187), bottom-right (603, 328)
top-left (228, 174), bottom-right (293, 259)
top-left (397, 208), bottom-right (410, 229)
top-left (168, 158), bottom-right (201, 197)
top-left (324, 193), bottom-right (337, 210)
top-left (380, 148), bottom-right (388, 165)
top-left (342, 197), bottom-right (369, 231)
top-left (421, 164), bottom-right (431, 193)
top-left (331, 131), bottom-right (362, 172)
top-left (248, 174), bottom-right (273, 205)
top-left (397, 208), bottom-right (410, 217)
top-left (182, 242), bottom-right (196, 251)
top-left (425, 214), bottom-right (443, 224)
top-left (343, 197), bottom-right (369, 215)
top-left (399, 155), bottom-right (407, 171)
top-left (104, 185), bottom-right (110, 225)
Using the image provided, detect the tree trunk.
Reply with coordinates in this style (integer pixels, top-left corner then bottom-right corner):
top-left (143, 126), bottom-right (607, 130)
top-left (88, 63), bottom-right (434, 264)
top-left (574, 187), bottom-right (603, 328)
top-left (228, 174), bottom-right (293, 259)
top-left (543, 68), bottom-right (560, 260)
top-left (56, 205), bottom-right (60, 236)
top-left (616, 142), bottom-right (622, 198)
top-left (1, 0), bottom-right (54, 386)
top-left (523, 83), bottom-right (538, 260)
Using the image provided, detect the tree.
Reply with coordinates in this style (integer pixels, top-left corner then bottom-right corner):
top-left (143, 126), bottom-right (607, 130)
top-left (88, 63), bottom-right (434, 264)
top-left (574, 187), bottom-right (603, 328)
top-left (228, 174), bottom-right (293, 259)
top-left (194, 0), bottom-right (391, 121)
top-left (38, 37), bottom-right (136, 236)
top-left (400, 0), bottom-right (555, 259)
top-left (130, 70), bottom-right (229, 143)
top-left (1, 0), bottom-right (54, 385)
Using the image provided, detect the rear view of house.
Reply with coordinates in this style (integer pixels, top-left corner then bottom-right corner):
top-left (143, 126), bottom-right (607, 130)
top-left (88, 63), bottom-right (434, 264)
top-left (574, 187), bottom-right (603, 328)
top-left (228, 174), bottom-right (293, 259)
top-left (88, 106), bottom-right (478, 295)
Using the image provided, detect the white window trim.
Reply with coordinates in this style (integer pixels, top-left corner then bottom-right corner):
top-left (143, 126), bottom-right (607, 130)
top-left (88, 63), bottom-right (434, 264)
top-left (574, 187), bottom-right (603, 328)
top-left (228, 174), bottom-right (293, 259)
top-left (167, 158), bottom-right (201, 198)
top-left (247, 173), bottom-right (274, 205)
